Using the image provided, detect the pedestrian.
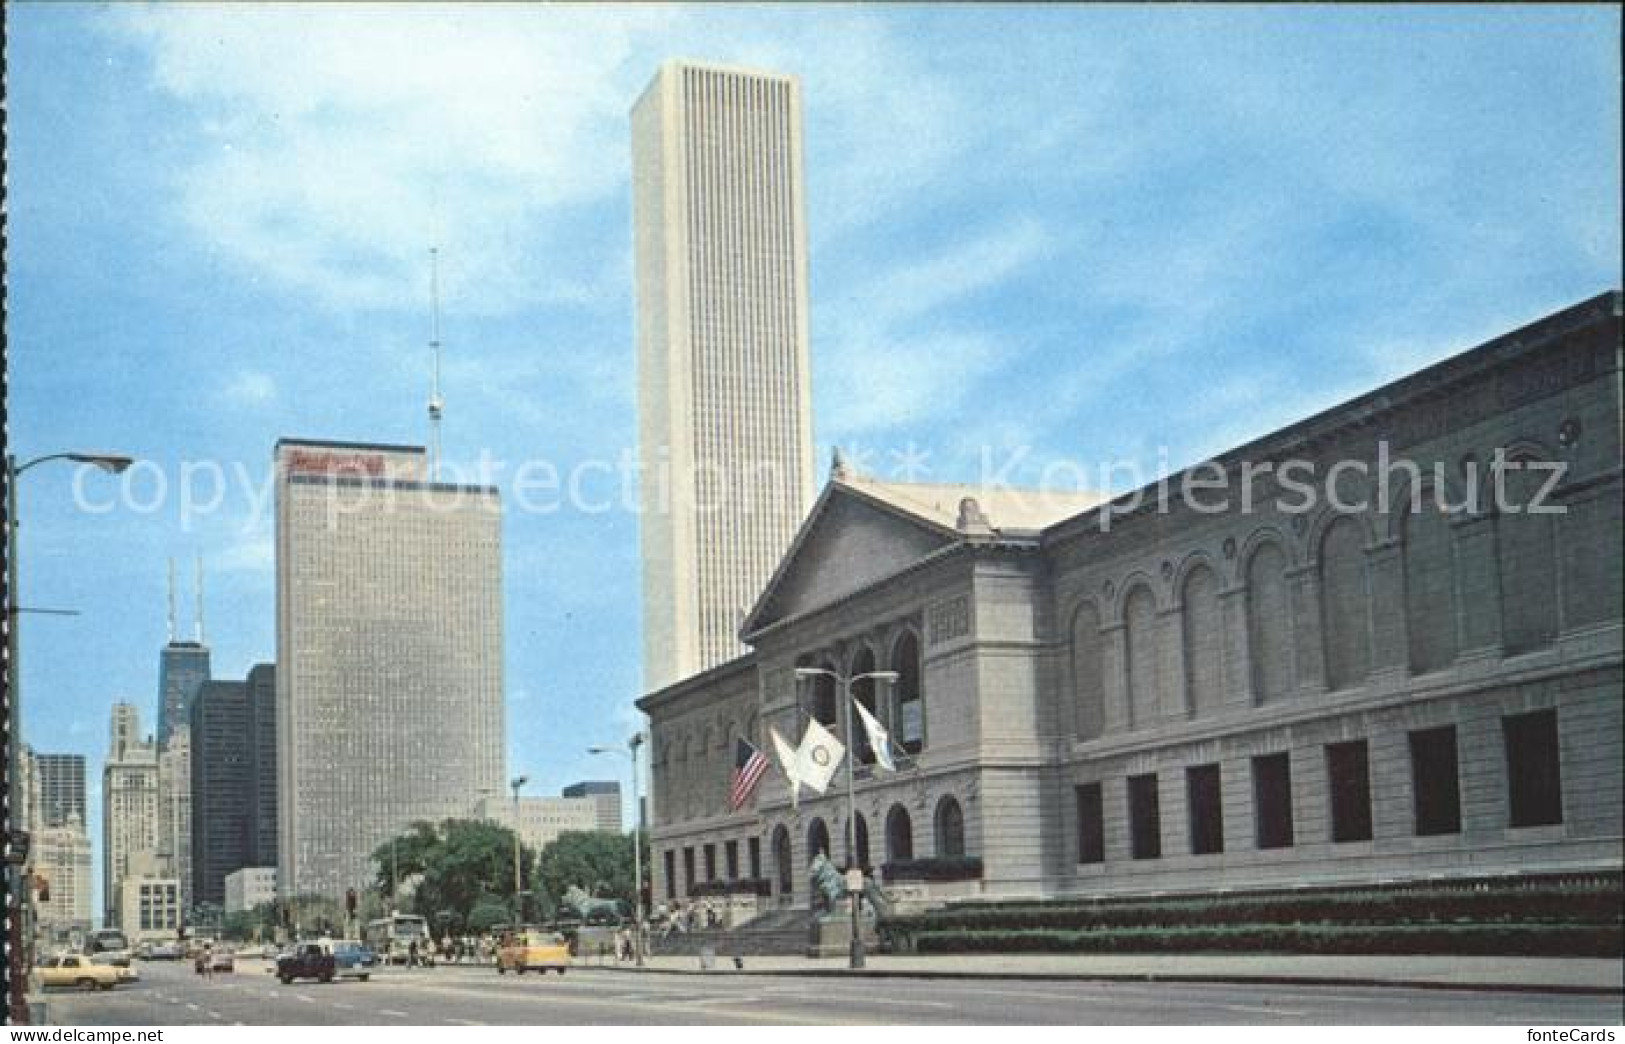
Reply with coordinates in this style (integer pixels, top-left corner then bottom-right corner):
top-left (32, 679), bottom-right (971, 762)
top-left (617, 926), bottom-right (632, 962)
top-left (201, 942), bottom-right (214, 981)
top-left (408, 938), bottom-right (419, 968)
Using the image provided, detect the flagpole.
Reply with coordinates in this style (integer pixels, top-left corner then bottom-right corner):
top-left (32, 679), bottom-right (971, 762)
top-left (794, 666), bottom-right (897, 970)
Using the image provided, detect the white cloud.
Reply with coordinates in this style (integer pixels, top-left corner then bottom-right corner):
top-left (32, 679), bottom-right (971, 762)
top-left (223, 370), bottom-right (276, 406)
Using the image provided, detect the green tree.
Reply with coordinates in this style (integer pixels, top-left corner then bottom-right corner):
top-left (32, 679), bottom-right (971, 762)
top-left (371, 818), bottom-right (536, 934)
top-left (369, 819), bottom-right (440, 897)
top-left (537, 831), bottom-right (642, 910)
top-left (467, 896), bottom-right (511, 934)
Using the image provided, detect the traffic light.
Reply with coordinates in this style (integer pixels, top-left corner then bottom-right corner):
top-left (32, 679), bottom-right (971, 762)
top-left (346, 888), bottom-right (357, 917)
top-left (36, 874), bottom-right (50, 904)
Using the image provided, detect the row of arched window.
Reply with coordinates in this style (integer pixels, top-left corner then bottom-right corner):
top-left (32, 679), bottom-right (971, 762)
top-left (798, 629), bottom-right (926, 762)
top-left (765, 795), bottom-right (965, 895)
top-left (1070, 455), bottom-right (1563, 737)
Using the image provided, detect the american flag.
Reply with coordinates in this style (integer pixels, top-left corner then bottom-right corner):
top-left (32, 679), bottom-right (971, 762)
top-left (728, 738), bottom-right (770, 811)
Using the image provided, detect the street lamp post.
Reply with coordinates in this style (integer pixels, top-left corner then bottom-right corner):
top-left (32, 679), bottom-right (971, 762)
top-left (5, 451), bottom-right (131, 1024)
top-left (794, 666), bottom-right (898, 971)
top-left (589, 732), bottom-right (645, 967)
top-left (509, 775), bottom-right (528, 923)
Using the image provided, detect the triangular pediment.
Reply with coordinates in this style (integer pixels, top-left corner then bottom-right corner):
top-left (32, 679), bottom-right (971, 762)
top-left (743, 483), bottom-right (959, 637)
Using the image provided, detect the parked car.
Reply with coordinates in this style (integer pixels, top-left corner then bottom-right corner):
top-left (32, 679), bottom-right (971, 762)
top-left (91, 956), bottom-right (139, 984)
top-left (275, 941), bottom-right (336, 984)
top-left (37, 955), bottom-right (121, 991)
top-left (261, 943), bottom-right (280, 960)
top-left (328, 940), bottom-right (380, 981)
top-left (148, 943), bottom-right (183, 961)
top-left (209, 948), bottom-right (236, 973)
top-left (496, 931), bottom-right (570, 976)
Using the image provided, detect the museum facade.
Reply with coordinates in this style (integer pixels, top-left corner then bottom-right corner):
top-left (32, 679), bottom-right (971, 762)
top-left (638, 291), bottom-right (1623, 908)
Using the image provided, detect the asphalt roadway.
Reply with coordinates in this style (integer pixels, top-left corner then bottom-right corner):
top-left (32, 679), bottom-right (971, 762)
top-left (38, 959), bottom-right (1624, 1026)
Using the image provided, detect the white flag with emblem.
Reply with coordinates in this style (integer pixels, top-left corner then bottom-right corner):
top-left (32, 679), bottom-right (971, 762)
top-left (853, 698), bottom-right (896, 773)
top-left (796, 718), bottom-right (846, 795)
top-left (769, 726), bottom-right (802, 808)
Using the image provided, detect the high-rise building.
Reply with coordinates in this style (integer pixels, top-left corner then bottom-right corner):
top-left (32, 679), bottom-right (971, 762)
top-left (102, 702), bottom-right (159, 926)
top-left (31, 820), bottom-right (93, 933)
top-left (275, 438), bottom-right (503, 897)
top-left (155, 727), bottom-right (193, 910)
top-left (158, 556), bottom-right (213, 746)
top-left (32, 753), bottom-right (87, 828)
top-left (561, 780), bottom-right (623, 833)
top-left (190, 667), bottom-right (277, 907)
top-left (474, 795), bottom-right (599, 856)
top-left (632, 60), bottom-right (816, 688)
top-left (158, 642), bottom-right (211, 748)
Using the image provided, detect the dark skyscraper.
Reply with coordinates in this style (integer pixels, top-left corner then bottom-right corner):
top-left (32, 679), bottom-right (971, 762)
top-left (158, 642), bottom-right (211, 747)
top-left (158, 558), bottom-right (212, 745)
top-left (34, 753), bottom-right (87, 827)
top-left (190, 665), bottom-right (277, 906)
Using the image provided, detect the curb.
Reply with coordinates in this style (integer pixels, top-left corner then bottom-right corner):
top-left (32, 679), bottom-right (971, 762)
top-left (576, 963), bottom-right (1624, 997)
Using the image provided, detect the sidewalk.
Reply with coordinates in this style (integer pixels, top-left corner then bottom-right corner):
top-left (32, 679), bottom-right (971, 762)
top-left (585, 952), bottom-right (1624, 995)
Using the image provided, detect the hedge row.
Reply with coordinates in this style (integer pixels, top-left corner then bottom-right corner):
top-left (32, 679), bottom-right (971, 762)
top-left (904, 923), bottom-right (1622, 958)
top-left (883, 887), bottom-right (1622, 934)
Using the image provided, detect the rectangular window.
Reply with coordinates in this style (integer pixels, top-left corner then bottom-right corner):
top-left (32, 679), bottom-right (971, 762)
top-left (703, 843), bottom-right (717, 882)
top-left (748, 837), bottom-right (762, 880)
top-left (1252, 753), bottom-right (1294, 849)
top-left (1326, 740), bottom-right (1373, 842)
top-left (1409, 726), bottom-right (1462, 836)
top-left (1075, 783), bottom-right (1104, 864)
top-left (1503, 710), bottom-right (1563, 827)
top-left (682, 847), bottom-right (696, 894)
top-left (1127, 773), bottom-right (1161, 860)
top-left (725, 840), bottom-right (740, 880)
top-left (1185, 764), bottom-right (1224, 855)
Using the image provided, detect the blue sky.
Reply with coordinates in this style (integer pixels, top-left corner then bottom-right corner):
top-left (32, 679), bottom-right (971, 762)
top-left (7, 5), bottom-right (1619, 897)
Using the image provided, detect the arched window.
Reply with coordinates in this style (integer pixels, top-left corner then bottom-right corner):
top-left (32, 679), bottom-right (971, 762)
top-left (1320, 515), bottom-right (1372, 691)
top-left (891, 632), bottom-right (925, 755)
top-left (934, 796), bottom-right (965, 858)
top-left (853, 813), bottom-right (870, 870)
top-left (1246, 542), bottom-right (1294, 702)
top-left (1181, 564), bottom-right (1222, 717)
top-left (885, 804), bottom-right (914, 864)
top-left (850, 647), bottom-right (878, 764)
top-left (1072, 602), bottom-right (1105, 739)
top-left (1123, 584), bottom-right (1159, 727)
top-left (807, 818), bottom-right (830, 859)
top-left (1497, 456), bottom-right (1559, 654)
top-left (1404, 491), bottom-right (1458, 673)
top-left (772, 825), bottom-right (792, 895)
top-left (807, 664), bottom-right (838, 728)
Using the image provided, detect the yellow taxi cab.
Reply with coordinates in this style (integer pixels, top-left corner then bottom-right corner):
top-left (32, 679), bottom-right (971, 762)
top-left (37, 954), bottom-right (122, 991)
top-left (496, 930), bottom-right (570, 976)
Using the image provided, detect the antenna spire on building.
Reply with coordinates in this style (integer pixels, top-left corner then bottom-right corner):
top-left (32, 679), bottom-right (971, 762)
top-left (194, 553), bottom-right (205, 644)
top-left (167, 558), bottom-right (177, 643)
top-left (428, 246), bottom-right (445, 481)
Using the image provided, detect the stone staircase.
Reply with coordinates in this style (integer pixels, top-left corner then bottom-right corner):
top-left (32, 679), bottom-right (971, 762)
top-left (646, 908), bottom-right (815, 958)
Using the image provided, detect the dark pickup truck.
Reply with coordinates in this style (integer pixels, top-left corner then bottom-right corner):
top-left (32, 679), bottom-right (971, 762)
top-left (275, 942), bottom-right (336, 984)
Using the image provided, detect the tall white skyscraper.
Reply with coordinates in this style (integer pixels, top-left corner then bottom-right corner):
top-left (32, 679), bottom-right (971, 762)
top-left (632, 60), bottom-right (816, 689)
top-left (102, 702), bottom-right (159, 926)
top-left (274, 438), bottom-right (504, 897)
top-left (155, 725), bottom-right (192, 911)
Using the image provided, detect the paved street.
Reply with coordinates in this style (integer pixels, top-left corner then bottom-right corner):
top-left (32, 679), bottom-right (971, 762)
top-left (40, 959), bottom-right (1625, 1026)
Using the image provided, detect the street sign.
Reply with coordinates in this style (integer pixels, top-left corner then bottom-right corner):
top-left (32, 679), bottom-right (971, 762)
top-left (845, 868), bottom-right (863, 894)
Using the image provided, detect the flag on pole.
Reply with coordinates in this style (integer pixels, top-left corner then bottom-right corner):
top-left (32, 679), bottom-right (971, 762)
top-left (795, 718), bottom-right (846, 794)
top-left (853, 698), bottom-right (896, 773)
top-left (770, 726), bottom-right (802, 808)
top-left (728, 738), bottom-right (770, 811)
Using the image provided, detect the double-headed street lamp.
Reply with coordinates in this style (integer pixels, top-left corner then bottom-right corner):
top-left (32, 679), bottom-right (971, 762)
top-left (509, 775), bottom-right (529, 923)
top-left (794, 666), bottom-right (898, 970)
top-left (588, 731), bottom-right (645, 967)
top-left (6, 451), bottom-right (132, 1024)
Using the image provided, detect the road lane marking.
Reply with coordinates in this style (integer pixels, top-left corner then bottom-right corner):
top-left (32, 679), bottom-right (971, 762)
top-left (186, 1003), bottom-right (200, 1011)
top-left (378, 1009), bottom-right (410, 1018)
top-left (1223, 1004), bottom-right (1305, 1017)
top-left (208, 1011), bottom-right (224, 1020)
top-left (332, 1002), bottom-right (355, 1010)
top-left (443, 1018), bottom-right (485, 1025)
top-left (296, 993), bottom-right (316, 1003)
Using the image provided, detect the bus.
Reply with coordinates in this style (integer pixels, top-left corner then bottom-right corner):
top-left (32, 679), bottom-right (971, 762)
top-left (83, 929), bottom-right (133, 967)
top-left (363, 914), bottom-right (430, 965)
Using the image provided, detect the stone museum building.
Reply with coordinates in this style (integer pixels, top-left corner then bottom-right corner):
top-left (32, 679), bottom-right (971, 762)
top-left (639, 291), bottom-right (1623, 907)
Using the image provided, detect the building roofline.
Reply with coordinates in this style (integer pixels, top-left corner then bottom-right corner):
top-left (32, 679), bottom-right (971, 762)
top-left (636, 652), bottom-right (756, 713)
top-left (275, 437), bottom-right (426, 455)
